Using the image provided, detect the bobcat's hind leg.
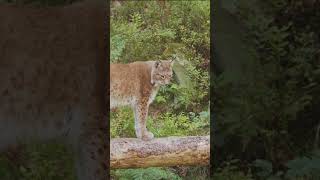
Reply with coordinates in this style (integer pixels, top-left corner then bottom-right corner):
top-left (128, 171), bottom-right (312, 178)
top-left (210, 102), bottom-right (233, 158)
top-left (74, 115), bottom-right (109, 180)
top-left (133, 100), bottom-right (154, 141)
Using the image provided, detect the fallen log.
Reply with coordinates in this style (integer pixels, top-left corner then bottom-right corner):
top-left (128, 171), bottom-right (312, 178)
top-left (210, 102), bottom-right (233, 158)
top-left (110, 136), bottom-right (210, 169)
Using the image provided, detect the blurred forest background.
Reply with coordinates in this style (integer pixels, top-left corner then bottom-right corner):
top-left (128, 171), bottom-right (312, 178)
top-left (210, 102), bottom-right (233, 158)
top-left (0, 1), bottom-right (82, 180)
top-left (110, 1), bottom-right (210, 179)
top-left (213, 0), bottom-right (320, 179)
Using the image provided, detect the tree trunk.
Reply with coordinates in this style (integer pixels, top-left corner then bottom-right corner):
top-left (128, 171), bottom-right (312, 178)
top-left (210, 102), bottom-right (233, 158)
top-left (110, 136), bottom-right (210, 169)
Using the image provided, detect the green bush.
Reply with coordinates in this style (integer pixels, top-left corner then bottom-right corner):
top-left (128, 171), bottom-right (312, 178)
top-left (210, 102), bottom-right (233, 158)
top-left (0, 143), bottom-right (75, 180)
top-left (213, 0), bottom-right (320, 179)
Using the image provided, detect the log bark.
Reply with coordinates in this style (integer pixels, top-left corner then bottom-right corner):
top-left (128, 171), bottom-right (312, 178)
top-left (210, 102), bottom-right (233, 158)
top-left (110, 136), bottom-right (210, 169)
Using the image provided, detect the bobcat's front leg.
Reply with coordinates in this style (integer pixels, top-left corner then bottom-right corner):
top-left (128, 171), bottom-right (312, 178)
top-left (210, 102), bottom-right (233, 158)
top-left (134, 100), bottom-right (154, 141)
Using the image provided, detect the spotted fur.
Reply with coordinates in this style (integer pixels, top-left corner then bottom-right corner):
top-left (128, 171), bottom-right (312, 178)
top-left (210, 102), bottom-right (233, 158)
top-left (110, 60), bottom-right (173, 140)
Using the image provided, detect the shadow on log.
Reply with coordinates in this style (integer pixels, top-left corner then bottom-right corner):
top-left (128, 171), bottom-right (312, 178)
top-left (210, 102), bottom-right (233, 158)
top-left (111, 136), bottom-right (210, 169)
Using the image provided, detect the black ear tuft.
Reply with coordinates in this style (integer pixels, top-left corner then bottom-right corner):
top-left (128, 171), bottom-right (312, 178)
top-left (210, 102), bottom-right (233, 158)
top-left (155, 60), bottom-right (161, 68)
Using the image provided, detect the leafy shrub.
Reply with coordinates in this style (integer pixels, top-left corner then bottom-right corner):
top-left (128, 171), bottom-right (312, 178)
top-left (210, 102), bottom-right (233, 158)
top-left (214, 0), bottom-right (320, 179)
top-left (0, 143), bottom-right (75, 180)
top-left (285, 151), bottom-right (320, 180)
top-left (148, 112), bottom-right (209, 137)
top-left (110, 108), bottom-right (135, 138)
top-left (213, 159), bottom-right (254, 180)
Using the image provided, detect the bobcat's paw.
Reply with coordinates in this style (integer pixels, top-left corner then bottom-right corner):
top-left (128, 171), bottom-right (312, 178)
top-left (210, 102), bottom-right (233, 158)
top-left (142, 131), bottom-right (154, 141)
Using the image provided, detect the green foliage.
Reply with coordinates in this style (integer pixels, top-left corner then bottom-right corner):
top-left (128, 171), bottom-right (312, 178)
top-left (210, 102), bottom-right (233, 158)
top-left (111, 35), bottom-right (126, 62)
top-left (110, 108), bottom-right (135, 138)
top-left (214, 0), bottom-right (320, 179)
top-left (111, 9), bottom-right (176, 63)
top-left (253, 159), bottom-right (273, 178)
top-left (214, 0), bottom-right (320, 149)
top-left (0, 143), bottom-right (75, 180)
top-left (250, 152), bottom-right (320, 180)
top-left (111, 168), bottom-right (181, 180)
top-left (148, 112), bottom-right (209, 137)
top-left (285, 151), bottom-right (320, 180)
top-left (213, 159), bottom-right (254, 180)
top-left (19, 143), bottom-right (75, 180)
top-left (0, 1), bottom-right (89, 179)
top-left (0, 156), bottom-right (18, 180)
top-left (111, 109), bottom-right (209, 139)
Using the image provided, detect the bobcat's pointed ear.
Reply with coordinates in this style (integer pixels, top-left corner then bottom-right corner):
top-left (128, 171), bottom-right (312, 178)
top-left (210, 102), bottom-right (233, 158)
top-left (155, 60), bottom-right (161, 68)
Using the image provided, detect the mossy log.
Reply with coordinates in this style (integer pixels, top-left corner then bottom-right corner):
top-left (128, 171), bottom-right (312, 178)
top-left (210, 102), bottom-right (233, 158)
top-left (110, 136), bottom-right (210, 169)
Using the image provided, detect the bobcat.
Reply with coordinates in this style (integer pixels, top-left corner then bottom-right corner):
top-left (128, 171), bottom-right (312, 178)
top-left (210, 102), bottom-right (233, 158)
top-left (110, 60), bottom-right (173, 140)
top-left (0, 1), bottom-right (108, 180)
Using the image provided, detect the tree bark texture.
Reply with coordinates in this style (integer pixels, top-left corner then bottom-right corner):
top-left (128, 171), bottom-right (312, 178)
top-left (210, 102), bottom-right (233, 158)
top-left (110, 136), bottom-right (210, 169)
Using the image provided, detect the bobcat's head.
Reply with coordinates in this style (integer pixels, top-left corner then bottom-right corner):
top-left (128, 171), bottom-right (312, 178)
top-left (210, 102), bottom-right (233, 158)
top-left (151, 60), bottom-right (174, 86)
